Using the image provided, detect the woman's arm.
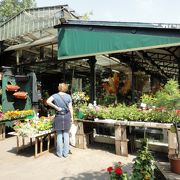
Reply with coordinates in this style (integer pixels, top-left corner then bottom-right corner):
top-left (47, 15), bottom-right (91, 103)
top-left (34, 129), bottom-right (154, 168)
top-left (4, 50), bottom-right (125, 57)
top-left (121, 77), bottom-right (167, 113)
top-left (46, 96), bottom-right (62, 112)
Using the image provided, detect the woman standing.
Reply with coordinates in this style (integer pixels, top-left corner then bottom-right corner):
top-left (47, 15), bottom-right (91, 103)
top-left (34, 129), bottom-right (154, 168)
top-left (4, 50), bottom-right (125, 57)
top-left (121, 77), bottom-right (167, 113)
top-left (46, 83), bottom-right (73, 158)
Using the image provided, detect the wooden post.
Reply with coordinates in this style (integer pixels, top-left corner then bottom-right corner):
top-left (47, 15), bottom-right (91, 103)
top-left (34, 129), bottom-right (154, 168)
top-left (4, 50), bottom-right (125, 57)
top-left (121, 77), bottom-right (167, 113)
top-left (40, 136), bottom-right (43, 154)
top-left (75, 121), bottom-right (85, 149)
top-left (168, 130), bottom-right (178, 155)
top-left (17, 136), bottom-right (20, 153)
top-left (75, 121), bottom-right (92, 149)
top-left (0, 123), bottom-right (5, 140)
top-left (76, 121), bottom-right (84, 135)
top-left (54, 132), bottom-right (57, 147)
top-left (47, 134), bottom-right (50, 152)
top-left (115, 124), bottom-right (128, 156)
top-left (35, 138), bottom-right (38, 158)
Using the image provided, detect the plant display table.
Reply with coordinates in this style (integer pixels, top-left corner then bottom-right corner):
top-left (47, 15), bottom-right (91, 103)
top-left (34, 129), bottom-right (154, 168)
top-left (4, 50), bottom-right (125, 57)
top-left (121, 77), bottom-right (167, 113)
top-left (13, 129), bottom-right (56, 158)
top-left (75, 119), bottom-right (177, 156)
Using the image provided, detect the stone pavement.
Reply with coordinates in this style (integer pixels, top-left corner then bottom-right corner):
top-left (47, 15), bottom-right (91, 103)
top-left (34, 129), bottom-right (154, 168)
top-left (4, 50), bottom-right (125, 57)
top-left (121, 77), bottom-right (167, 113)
top-left (0, 136), bottom-right (135, 180)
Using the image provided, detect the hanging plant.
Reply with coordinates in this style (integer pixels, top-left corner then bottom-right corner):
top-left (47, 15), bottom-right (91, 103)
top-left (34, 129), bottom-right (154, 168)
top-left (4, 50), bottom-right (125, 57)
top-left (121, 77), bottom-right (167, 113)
top-left (6, 84), bottom-right (20, 91)
top-left (13, 91), bottom-right (28, 99)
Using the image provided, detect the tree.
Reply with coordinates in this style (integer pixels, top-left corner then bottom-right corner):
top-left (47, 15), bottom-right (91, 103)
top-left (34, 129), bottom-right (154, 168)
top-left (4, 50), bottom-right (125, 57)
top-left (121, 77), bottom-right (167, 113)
top-left (0, 0), bottom-right (36, 23)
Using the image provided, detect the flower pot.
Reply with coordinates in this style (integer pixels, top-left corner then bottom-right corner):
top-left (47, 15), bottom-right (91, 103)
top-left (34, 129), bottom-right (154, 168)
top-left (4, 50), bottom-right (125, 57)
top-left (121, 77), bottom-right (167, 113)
top-left (6, 84), bottom-right (20, 91)
top-left (169, 154), bottom-right (180, 174)
top-left (13, 91), bottom-right (28, 99)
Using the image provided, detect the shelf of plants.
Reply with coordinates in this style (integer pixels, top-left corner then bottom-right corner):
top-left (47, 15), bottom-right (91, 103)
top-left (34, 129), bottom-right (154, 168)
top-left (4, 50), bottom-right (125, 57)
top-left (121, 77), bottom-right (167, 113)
top-left (76, 80), bottom-right (180, 125)
top-left (13, 116), bottom-right (53, 137)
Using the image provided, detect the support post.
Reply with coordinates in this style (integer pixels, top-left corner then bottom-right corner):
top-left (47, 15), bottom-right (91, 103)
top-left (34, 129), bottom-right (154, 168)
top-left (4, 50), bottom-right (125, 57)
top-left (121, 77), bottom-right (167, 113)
top-left (131, 52), bottom-right (136, 103)
top-left (115, 124), bottom-right (128, 156)
top-left (87, 57), bottom-right (96, 104)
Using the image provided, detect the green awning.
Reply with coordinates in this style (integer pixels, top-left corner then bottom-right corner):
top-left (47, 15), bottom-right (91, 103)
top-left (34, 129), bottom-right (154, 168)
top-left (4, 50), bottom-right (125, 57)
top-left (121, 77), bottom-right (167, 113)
top-left (58, 27), bottom-right (180, 60)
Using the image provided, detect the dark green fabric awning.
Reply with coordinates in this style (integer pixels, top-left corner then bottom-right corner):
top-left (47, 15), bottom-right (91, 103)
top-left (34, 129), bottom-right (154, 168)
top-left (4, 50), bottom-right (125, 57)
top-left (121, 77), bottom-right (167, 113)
top-left (58, 27), bottom-right (180, 60)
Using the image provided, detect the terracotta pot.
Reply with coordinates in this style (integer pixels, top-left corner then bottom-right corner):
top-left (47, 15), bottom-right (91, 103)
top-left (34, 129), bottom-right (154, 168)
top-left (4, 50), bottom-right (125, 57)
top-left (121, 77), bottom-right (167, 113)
top-left (6, 84), bottom-right (20, 91)
top-left (13, 91), bottom-right (28, 99)
top-left (169, 154), bottom-right (180, 174)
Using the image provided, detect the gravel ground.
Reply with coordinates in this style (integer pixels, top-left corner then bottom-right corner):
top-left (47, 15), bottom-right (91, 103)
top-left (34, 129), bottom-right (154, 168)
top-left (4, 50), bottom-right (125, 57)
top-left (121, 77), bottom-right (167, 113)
top-left (0, 135), bottom-right (135, 180)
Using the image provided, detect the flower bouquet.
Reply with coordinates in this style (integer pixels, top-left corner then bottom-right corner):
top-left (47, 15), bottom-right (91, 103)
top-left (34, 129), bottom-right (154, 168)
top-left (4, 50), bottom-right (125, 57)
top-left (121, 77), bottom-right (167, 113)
top-left (107, 162), bottom-right (128, 180)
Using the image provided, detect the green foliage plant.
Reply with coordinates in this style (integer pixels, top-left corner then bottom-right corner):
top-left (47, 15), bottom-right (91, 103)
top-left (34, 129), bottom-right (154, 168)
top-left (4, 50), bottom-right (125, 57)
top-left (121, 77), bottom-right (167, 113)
top-left (131, 139), bottom-right (156, 180)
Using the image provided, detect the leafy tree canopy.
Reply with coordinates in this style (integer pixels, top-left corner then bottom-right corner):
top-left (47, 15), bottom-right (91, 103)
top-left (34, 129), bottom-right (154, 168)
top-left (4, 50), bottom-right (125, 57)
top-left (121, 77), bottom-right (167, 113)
top-left (0, 0), bottom-right (36, 23)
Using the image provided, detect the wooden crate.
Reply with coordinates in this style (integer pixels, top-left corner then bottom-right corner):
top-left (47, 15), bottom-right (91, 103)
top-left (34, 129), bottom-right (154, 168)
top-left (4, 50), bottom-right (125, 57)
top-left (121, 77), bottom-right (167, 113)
top-left (0, 123), bottom-right (5, 140)
top-left (75, 132), bottom-right (93, 149)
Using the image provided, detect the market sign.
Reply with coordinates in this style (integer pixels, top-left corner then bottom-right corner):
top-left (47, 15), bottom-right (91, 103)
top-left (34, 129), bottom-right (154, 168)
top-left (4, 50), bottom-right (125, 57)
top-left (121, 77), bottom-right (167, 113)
top-left (57, 25), bottom-right (180, 60)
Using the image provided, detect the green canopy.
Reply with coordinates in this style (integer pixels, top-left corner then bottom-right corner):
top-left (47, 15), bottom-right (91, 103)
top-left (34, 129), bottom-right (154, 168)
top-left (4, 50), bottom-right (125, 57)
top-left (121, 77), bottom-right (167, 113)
top-left (58, 26), bottom-right (180, 60)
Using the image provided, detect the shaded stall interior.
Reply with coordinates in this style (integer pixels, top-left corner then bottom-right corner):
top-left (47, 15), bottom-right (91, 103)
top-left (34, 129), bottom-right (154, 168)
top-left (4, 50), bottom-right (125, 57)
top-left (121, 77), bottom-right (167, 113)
top-left (0, 8), bottom-right (180, 152)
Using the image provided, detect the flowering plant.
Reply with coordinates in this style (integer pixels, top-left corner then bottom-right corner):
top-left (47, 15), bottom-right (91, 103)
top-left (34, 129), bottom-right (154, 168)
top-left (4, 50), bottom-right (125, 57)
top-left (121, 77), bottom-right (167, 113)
top-left (72, 91), bottom-right (89, 107)
top-left (2, 109), bottom-right (34, 120)
top-left (107, 162), bottom-right (128, 180)
top-left (13, 116), bottom-right (53, 136)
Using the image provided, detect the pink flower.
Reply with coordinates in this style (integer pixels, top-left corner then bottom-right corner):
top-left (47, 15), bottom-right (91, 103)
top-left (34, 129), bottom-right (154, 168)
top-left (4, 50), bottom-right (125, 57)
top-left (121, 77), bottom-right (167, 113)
top-left (115, 167), bottom-right (123, 175)
top-left (107, 166), bottom-right (113, 173)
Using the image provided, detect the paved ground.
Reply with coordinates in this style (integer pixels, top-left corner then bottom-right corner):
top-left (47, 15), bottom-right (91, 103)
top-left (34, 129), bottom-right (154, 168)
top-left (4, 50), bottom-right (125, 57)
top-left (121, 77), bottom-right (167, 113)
top-left (0, 135), bottom-right (135, 180)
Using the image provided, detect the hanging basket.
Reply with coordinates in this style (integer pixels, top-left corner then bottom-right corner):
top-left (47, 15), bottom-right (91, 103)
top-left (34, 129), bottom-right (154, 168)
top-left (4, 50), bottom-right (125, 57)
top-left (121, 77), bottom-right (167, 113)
top-left (6, 84), bottom-right (20, 92)
top-left (13, 91), bottom-right (28, 99)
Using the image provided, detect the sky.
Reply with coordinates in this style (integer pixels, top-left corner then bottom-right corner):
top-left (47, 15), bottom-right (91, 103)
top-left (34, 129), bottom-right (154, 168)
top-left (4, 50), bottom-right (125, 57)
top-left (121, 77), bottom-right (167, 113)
top-left (36, 0), bottom-right (180, 24)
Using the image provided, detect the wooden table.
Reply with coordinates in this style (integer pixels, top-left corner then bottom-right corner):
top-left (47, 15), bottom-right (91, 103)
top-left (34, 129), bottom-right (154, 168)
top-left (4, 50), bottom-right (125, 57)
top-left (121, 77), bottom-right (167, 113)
top-left (75, 119), bottom-right (177, 157)
top-left (15, 129), bottom-right (56, 158)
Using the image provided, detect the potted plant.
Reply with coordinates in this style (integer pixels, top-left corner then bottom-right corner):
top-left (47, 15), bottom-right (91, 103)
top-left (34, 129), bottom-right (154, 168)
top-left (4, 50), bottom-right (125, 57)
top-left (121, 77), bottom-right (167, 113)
top-left (131, 138), bottom-right (156, 180)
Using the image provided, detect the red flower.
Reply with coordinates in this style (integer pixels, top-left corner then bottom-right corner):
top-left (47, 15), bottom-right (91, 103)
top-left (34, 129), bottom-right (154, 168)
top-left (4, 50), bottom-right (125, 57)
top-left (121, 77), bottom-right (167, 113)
top-left (118, 161), bottom-right (122, 164)
top-left (115, 167), bottom-right (123, 175)
top-left (107, 166), bottom-right (113, 173)
top-left (176, 110), bottom-right (180, 114)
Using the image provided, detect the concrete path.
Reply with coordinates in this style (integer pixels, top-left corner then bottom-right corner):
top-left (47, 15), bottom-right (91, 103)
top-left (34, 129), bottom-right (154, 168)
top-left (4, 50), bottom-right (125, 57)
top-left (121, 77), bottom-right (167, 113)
top-left (0, 136), bottom-right (135, 180)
